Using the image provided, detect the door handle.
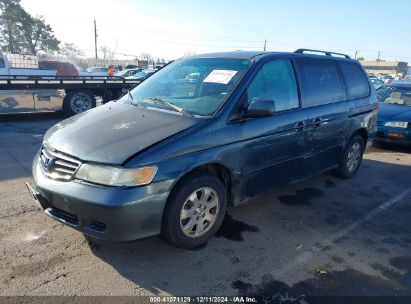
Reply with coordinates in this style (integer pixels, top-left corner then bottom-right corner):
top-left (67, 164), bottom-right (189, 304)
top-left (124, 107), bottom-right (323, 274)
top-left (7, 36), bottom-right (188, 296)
top-left (312, 117), bottom-right (323, 127)
top-left (294, 121), bottom-right (305, 132)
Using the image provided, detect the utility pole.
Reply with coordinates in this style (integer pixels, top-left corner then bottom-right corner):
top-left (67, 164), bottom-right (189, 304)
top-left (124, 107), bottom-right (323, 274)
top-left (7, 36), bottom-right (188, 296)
top-left (263, 39), bottom-right (267, 51)
top-left (377, 51), bottom-right (381, 61)
top-left (94, 19), bottom-right (98, 60)
top-left (354, 50), bottom-right (358, 60)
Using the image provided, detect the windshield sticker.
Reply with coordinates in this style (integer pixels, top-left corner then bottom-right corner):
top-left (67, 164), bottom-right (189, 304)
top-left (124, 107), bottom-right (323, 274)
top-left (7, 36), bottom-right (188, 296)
top-left (203, 70), bottom-right (238, 84)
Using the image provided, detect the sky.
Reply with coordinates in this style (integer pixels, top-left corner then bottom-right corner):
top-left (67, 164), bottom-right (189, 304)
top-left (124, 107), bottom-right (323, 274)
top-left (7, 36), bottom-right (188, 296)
top-left (20, 0), bottom-right (411, 62)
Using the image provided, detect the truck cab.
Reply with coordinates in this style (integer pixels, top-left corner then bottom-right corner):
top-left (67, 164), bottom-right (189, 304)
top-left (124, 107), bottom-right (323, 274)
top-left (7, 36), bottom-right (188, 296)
top-left (0, 54), bottom-right (56, 77)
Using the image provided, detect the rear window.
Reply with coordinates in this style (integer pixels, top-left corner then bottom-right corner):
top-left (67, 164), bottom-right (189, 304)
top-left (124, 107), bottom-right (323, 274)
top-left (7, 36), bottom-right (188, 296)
top-left (339, 62), bottom-right (370, 99)
top-left (297, 58), bottom-right (345, 107)
top-left (39, 62), bottom-right (57, 70)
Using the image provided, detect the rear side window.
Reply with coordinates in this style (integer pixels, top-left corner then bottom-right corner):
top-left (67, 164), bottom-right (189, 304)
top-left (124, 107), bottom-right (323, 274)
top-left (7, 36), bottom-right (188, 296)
top-left (297, 58), bottom-right (345, 107)
top-left (0, 58), bottom-right (5, 68)
top-left (339, 62), bottom-right (370, 99)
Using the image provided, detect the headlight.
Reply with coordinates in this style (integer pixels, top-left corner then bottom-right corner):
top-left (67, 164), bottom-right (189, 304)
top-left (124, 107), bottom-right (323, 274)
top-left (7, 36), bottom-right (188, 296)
top-left (74, 164), bottom-right (157, 187)
top-left (384, 121), bottom-right (409, 128)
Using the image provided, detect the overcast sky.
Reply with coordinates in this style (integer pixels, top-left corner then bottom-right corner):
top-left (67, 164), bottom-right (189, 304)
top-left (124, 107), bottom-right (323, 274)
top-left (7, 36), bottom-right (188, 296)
top-left (20, 0), bottom-right (411, 62)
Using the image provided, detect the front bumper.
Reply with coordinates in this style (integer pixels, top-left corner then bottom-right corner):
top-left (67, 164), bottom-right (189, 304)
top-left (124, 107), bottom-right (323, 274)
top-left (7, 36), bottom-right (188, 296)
top-left (30, 153), bottom-right (174, 241)
top-left (375, 126), bottom-right (411, 146)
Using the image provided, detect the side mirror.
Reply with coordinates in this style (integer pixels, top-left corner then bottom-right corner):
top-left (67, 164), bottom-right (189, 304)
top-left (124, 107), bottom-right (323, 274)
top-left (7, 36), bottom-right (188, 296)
top-left (245, 98), bottom-right (275, 118)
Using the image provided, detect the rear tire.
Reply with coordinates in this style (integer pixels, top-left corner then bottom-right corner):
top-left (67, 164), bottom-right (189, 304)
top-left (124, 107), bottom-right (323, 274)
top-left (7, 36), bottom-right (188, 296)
top-left (63, 90), bottom-right (96, 116)
top-left (334, 135), bottom-right (365, 179)
top-left (161, 172), bottom-right (227, 249)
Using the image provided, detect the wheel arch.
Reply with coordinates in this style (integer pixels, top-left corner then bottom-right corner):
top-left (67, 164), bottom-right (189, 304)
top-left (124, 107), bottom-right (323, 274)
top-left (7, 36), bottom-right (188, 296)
top-left (167, 162), bottom-right (235, 207)
top-left (353, 128), bottom-right (368, 146)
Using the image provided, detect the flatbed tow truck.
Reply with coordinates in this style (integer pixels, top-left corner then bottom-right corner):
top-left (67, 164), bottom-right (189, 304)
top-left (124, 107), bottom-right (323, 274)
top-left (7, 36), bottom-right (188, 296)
top-left (0, 75), bottom-right (140, 116)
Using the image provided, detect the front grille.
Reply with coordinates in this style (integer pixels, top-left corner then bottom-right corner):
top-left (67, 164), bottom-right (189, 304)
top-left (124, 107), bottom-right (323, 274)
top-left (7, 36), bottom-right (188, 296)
top-left (40, 147), bottom-right (81, 181)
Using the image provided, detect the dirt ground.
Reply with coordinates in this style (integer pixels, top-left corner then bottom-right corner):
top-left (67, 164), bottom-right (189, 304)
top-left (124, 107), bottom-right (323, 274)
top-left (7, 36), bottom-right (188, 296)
top-left (1, 113), bottom-right (410, 299)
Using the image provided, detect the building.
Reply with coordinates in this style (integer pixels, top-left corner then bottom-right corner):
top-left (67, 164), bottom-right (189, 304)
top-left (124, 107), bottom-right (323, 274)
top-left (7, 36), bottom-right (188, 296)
top-left (360, 60), bottom-right (409, 76)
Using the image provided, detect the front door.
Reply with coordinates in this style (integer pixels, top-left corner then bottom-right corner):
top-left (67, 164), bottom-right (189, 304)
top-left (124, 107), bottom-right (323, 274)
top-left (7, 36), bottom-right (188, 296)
top-left (236, 58), bottom-right (309, 198)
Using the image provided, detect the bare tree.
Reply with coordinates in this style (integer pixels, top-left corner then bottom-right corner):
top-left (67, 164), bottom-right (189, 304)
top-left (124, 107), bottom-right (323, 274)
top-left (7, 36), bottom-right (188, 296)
top-left (59, 42), bottom-right (85, 59)
top-left (140, 52), bottom-right (152, 62)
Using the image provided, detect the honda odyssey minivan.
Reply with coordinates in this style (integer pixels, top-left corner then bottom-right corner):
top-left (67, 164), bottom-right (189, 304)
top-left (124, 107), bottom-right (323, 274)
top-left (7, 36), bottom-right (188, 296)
top-left (27, 49), bottom-right (377, 249)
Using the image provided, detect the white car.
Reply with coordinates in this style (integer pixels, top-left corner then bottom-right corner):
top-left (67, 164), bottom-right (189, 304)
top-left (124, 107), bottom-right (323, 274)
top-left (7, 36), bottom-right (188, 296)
top-left (79, 67), bottom-right (108, 77)
top-left (126, 69), bottom-right (157, 80)
top-left (115, 68), bottom-right (142, 78)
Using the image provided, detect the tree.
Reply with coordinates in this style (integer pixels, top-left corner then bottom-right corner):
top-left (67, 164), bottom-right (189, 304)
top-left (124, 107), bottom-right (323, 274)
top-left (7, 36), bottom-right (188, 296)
top-left (0, 0), bottom-right (60, 55)
top-left (140, 52), bottom-right (153, 62)
top-left (60, 42), bottom-right (85, 59)
top-left (19, 14), bottom-right (60, 55)
top-left (0, 0), bottom-right (23, 53)
top-left (357, 57), bottom-right (364, 61)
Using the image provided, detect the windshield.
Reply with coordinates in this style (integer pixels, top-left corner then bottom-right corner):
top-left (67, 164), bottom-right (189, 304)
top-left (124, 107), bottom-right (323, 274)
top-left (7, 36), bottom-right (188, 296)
top-left (119, 58), bottom-right (251, 116)
top-left (378, 87), bottom-right (411, 106)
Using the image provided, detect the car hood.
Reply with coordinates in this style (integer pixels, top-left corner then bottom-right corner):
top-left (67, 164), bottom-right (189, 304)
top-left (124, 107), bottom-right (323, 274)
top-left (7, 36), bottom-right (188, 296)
top-left (378, 103), bottom-right (411, 122)
top-left (43, 102), bottom-right (199, 164)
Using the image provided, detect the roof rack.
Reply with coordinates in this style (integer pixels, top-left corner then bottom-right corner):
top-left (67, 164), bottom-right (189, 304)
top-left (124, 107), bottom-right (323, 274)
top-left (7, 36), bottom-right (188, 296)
top-left (294, 49), bottom-right (351, 59)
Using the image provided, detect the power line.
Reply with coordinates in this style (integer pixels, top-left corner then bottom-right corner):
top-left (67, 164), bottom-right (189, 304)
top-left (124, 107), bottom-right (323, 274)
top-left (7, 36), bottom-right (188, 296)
top-left (95, 17), bottom-right (265, 44)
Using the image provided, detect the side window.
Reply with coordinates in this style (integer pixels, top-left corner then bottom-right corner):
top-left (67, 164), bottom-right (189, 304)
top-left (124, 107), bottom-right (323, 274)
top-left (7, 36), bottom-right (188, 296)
top-left (297, 58), bottom-right (345, 107)
top-left (247, 59), bottom-right (299, 112)
top-left (376, 86), bottom-right (391, 102)
top-left (0, 58), bottom-right (4, 68)
top-left (339, 62), bottom-right (370, 99)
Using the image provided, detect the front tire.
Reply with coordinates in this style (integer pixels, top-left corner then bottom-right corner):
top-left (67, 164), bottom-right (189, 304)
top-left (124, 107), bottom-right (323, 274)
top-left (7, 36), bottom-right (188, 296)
top-left (63, 90), bottom-right (96, 116)
top-left (334, 135), bottom-right (365, 179)
top-left (161, 172), bottom-right (227, 249)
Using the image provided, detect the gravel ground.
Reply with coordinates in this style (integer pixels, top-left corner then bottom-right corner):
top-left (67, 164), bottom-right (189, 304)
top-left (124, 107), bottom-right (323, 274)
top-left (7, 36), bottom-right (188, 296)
top-left (0, 113), bottom-right (410, 299)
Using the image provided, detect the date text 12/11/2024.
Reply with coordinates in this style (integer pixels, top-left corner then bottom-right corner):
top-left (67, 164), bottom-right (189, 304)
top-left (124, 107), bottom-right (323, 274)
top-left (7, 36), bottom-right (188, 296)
top-left (149, 296), bottom-right (258, 303)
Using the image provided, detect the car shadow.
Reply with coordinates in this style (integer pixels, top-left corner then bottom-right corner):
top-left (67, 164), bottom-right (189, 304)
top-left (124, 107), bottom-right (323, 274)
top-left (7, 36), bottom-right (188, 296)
top-left (86, 158), bottom-right (411, 296)
top-left (367, 142), bottom-right (411, 154)
top-left (0, 112), bottom-right (64, 182)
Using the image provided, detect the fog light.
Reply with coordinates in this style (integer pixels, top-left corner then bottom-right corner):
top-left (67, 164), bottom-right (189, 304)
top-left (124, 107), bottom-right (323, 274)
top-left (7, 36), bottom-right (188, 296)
top-left (387, 133), bottom-right (405, 138)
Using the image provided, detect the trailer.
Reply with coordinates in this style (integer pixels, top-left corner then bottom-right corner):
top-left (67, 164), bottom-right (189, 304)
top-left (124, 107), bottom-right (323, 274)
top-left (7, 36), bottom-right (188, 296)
top-left (0, 75), bottom-right (140, 116)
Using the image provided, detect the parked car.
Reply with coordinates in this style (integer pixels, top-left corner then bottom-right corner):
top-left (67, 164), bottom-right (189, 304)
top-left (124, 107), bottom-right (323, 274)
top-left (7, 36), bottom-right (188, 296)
top-left (126, 69), bottom-right (156, 80)
top-left (382, 75), bottom-right (394, 84)
top-left (116, 68), bottom-right (143, 78)
top-left (28, 49), bottom-right (377, 249)
top-left (125, 64), bottom-right (138, 69)
top-left (80, 67), bottom-right (109, 77)
top-left (185, 72), bottom-right (201, 83)
top-left (375, 84), bottom-right (411, 145)
top-left (371, 78), bottom-right (384, 89)
top-left (38, 61), bottom-right (79, 77)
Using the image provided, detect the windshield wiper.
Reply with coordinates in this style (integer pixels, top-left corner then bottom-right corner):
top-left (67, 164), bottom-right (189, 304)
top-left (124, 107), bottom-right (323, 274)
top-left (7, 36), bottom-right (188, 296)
top-left (142, 97), bottom-right (191, 116)
top-left (128, 89), bottom-right (134, 101)
top-left (129, 91), bottom-right (147, 108)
